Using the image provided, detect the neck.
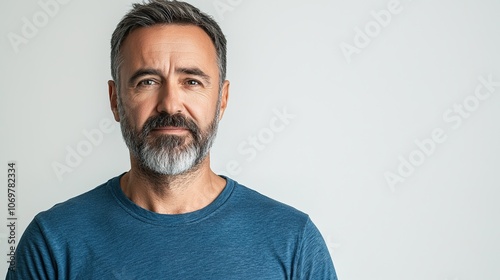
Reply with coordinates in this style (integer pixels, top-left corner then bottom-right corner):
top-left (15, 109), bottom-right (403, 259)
top-left (120, 153), bottom-right (226, 214)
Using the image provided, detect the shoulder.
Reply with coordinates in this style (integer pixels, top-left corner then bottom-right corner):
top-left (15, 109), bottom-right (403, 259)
top-left (34, 176), bottom-right (118, 228)
top-left (231, 178), bottom-right (308, 215)
top-left (224, 178), bottom-right (337, 278)
top-left (226, 177), bottom-right (310, 230)
top-left (9, 176), bottom-right (123, 279)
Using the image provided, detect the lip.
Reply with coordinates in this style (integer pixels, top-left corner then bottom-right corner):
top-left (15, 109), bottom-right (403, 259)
top-left (151, 126), bottom-right (189, 134)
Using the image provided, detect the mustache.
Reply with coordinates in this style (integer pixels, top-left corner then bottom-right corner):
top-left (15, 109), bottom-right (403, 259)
top-left (141, 113), bottom-right (201, 139)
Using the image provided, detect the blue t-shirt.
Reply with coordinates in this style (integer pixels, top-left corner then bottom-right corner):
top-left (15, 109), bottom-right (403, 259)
top-left (6, 175), bottom-right (337, 279)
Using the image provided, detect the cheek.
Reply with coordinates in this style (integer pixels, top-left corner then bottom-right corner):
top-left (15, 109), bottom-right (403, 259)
top-left (121, 99), bottom-right (153, 130)
top-left (186, 98), bottom-right (218, 125)
top-left (134, 109), bottom-right (154, 129)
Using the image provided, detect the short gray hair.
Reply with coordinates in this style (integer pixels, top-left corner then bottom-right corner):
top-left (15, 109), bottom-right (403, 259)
top-left (110, 0), bottom-right (227, 89)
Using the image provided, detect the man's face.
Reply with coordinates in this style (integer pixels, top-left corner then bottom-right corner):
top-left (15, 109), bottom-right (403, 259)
top-left (109, 24), bottom-right (229, 175)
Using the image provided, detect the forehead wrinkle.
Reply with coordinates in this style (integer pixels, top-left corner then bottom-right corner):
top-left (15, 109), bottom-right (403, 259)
top-left (119, 25), bottom-right (219, 84)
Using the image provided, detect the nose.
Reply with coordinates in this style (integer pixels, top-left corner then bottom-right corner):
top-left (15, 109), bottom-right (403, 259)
top-left (156, 82), bottom-right (184, 115)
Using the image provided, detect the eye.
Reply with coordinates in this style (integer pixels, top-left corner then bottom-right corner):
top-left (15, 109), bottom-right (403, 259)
top-left (185, 79), bottom-right (201, 86)
top-left (137, 79), bottom-right (158, 87)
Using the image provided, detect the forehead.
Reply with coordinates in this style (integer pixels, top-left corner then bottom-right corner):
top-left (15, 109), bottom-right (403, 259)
top-left (119, 24), bottom-right (218, 76)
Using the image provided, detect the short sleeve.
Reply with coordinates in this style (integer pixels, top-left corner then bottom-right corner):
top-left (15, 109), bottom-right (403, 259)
top-left (293, 217), bottom-right (338, 280)
top-left (5, 217), bottom-right (56, 280)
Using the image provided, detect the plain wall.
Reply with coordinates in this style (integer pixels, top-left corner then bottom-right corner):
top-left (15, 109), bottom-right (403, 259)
top-left (1, 0), bottom-right (500, 279)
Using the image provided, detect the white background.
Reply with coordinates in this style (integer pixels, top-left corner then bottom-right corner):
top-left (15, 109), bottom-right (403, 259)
top-left (1, 0), bottom-right (500, 279)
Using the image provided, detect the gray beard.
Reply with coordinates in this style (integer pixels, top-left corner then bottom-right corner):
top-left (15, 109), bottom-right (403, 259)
top-left (135, 121), bottom-right (218, 175)
top-left (117, 99), bottom-right (219, 176)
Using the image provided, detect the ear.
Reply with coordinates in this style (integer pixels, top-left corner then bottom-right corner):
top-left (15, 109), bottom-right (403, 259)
top-left (218, 80), bottom-right (230, 121)
top-left (108, 80), bottom-right (120, 122)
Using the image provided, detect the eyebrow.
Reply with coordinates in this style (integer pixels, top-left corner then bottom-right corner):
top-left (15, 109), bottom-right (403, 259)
top-left (175, 67), bottom-right (211, 85)
top-left (128, 68), bottom-right (163, 86)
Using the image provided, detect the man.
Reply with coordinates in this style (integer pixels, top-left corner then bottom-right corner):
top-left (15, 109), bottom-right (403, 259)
top-left (7, 0), bottom-right (337, 279)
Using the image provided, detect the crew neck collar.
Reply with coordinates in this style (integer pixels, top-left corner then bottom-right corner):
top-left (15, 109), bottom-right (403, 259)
top-left (109, 173), bottom-right (235, 226)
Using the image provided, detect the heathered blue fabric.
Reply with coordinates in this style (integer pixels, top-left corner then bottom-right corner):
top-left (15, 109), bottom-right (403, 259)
top-left (6, 175), bottom-right (337, 279)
